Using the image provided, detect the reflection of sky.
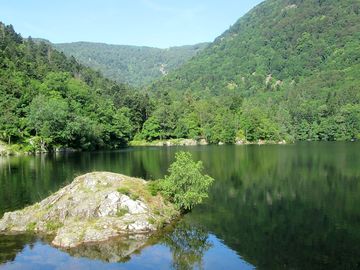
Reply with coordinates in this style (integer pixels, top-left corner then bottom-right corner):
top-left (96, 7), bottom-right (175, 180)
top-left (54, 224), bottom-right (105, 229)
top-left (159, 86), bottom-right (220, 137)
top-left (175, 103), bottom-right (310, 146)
top-left (203, 235), bottom-right (254, 270)
top-left (0, 235), bottom-right (254, 270)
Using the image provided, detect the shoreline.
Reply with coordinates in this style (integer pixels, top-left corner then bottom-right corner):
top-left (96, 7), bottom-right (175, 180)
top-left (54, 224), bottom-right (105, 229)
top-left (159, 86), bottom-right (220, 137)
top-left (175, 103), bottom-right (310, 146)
top-left (0, 142), bottom-right (81, 157)
top-left (3, 139), bottom-right (358, 157)
top-left (0, 139), bottom-right (293, 157)
top-left (129, 138), bottom-right (288, 147)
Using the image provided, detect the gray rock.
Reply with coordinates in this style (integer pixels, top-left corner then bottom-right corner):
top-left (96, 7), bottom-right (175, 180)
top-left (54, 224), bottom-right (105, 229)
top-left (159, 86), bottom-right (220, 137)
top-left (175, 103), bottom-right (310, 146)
top-left (98, 191), bottom-right (122, 217)
top-left (0, 172), bottom-right (179, 249)
top-left (119, 195), bottom-right (148, 214)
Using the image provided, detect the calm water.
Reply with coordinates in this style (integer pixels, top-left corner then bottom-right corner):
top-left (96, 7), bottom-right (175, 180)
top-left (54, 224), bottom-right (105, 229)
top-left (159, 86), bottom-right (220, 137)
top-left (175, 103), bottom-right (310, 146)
top-left (0, 143), bottom-right (359, 269)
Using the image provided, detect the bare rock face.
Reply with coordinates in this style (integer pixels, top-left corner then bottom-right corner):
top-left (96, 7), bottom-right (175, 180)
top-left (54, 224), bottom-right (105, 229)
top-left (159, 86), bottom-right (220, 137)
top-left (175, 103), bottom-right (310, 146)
top-left (0, 172), bottom-right (178, 248)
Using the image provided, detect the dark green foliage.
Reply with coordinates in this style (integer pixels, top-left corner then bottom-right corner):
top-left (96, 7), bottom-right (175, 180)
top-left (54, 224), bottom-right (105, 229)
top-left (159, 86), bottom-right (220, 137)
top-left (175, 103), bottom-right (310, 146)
top-left (158, 152), bottom-right (214, 211)
top-left (162, 221), bottom-right (212, 270)
top-left (141, 116), bottom-right (162, 141)
top-left (0, 22), bottom-right (150, 151)
top-left (148, 0), bottom-right (360, 142)
top-left (2, 0), bottom-right (360, 147)
top-left (116, 208), bottom-right (129, 217)
top-left (55, 42), bottom-right (209, 87)
top-left (147, 180), bottom-right (162, 196)
top-left (117, 187), bottom-right (131, 196)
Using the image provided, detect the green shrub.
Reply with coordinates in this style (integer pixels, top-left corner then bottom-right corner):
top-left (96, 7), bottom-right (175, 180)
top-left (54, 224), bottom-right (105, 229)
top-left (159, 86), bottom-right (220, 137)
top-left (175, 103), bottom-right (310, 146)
top-left (130, 193), bottom-right (139, 201)
top-left (117, 187), bottom-right (131, 196)
top-left (46, 221), bottom-right (63, 232)
top-left (117, 186), bottom-right (140, 200)
top-left (147, 217), bottom-right (156, 225)
top-left (159, 151), bottom-right (214, 211)
top-left (26, 222), bottom-right (37, 232)
top-left (147, 180), bottom-right (162, 196)
top-left (116, 208), bottom-right (129, 217)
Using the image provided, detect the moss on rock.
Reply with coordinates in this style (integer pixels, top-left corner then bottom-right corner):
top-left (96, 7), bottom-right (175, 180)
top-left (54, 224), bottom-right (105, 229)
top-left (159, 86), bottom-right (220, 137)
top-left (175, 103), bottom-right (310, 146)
top-left (0, 172), bottom-right (179, 248)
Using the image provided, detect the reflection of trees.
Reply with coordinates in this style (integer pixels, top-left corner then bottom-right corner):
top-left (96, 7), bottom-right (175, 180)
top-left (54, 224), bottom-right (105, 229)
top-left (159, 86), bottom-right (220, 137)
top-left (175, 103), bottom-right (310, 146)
top-left (2, 143), bottom-right (360, 269)
top-left (67, 219), bottom-right (212, 268)
top-left (0, 222), bottom-right (212, 268)
top-left (162, 221), bottom-right (212, 270)
top-left (0, 234), bottom-right (36, 264)
top-left (0, 148), bottom-right (172, 217)
top-left (49, 220), bottom-right (212, 268)
top-left (64, 220), bottom-right (212, 269)
top-left (190, 143), bottom-right (360, 269)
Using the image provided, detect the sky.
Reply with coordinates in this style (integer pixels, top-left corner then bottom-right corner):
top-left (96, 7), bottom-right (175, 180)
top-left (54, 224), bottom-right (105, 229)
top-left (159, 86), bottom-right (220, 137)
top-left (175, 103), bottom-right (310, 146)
top-left (0, 0), bottom-right (263, 48)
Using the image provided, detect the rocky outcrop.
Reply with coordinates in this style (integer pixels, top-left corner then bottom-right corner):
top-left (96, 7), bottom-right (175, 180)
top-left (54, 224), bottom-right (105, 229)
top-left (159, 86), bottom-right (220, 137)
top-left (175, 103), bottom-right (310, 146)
top-left (130, 138), bottom-right (209, 147)
top-left (0, 172), bottom-right (178, 248)
top-left (0, 142), bottom-right (13, 156)
top-left (235, 139), bottom-right (288, 145)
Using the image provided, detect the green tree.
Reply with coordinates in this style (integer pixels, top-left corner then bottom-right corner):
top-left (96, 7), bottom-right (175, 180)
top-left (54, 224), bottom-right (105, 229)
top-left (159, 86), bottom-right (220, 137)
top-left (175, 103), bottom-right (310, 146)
top-left (108, 108), bottom-right (133, 147)
top-left (141, 116), bottom-right (162, 141)
top-left (159, 152), bottom-right (214, 211)
top-left (174, 112), bottom-right (201, 139)
top-left (27, 95), bottom-right (68, 148)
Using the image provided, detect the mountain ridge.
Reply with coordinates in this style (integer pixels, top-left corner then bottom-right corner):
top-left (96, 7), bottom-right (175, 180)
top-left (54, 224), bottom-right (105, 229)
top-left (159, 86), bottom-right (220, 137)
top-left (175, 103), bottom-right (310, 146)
top-left (54, 41), bottom-right (209, 87)
top-left (144, 0), bottom-right (360, 142)
top-left (153, 0), bottom-right (360, 91)
top-left (1, 0), bottom-right (359, 147)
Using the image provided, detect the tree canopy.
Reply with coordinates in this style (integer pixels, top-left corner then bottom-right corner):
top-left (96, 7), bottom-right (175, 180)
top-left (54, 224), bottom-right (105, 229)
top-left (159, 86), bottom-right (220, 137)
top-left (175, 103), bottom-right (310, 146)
top-left (156, 152), bottom-right (214, 211)
top-left (1, 0), bottom-right (360, 150)
top-left (55, 42), bottom-right (209, 87)
top-left (0, 22), bottom-right (149, 151)
top-left (148, 0), bottom-right (360, 142)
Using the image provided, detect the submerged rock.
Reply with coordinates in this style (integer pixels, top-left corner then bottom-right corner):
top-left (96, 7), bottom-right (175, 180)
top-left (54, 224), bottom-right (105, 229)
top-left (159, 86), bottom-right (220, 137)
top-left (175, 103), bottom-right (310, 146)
top-left (0, 172), bottom-right (179, 248)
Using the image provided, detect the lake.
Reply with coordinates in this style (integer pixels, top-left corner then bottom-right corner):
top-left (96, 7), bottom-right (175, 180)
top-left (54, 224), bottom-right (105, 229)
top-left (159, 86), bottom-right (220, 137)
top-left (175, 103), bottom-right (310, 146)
top-left (0, 143), bottom-right (359, 269)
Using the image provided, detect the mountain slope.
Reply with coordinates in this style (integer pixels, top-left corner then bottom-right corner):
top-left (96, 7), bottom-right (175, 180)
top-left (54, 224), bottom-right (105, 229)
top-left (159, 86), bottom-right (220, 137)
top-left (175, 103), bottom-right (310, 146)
top-left (153, 0), bottom-right (360, 93)
top-left (54, 42), bottom-right (209, 87)
top-left (148, 0), bottom-right (360, 141)
top-left (0, 22), bottom-right (150, 151)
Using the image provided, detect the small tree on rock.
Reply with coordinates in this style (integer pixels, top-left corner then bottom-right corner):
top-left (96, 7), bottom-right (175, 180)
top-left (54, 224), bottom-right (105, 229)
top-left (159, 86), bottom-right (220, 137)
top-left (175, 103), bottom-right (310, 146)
top-left (159, 151), bottom-right (214, 211)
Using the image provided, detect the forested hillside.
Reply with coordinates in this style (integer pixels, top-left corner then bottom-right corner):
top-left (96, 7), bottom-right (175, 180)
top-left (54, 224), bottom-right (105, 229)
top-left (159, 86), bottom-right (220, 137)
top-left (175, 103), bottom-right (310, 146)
top-left (147, 0), bottom-right (360, 142)
top-left (0, 22), bottom-right (151, 151)
top-left (55, 42), bottom-right (208, 87)
top-left (1, 0), bottom-right (360, 150)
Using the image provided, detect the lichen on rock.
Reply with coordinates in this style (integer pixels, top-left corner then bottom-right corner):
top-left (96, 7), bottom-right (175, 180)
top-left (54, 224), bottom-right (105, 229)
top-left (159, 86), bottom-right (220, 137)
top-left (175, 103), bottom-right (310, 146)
top-left (0, 172), bottom-right (179, 248)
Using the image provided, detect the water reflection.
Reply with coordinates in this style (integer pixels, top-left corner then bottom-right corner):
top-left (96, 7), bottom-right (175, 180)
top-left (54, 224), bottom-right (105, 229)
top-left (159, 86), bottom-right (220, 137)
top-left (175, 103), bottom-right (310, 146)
top-left (0, 143), bottom-right (359, 269)
top-left (161, 220), bottom-right (212, 270)
top-left (66, 234), bottom-right (150, 263)
top-left (0, 234), bottom-right (36, 264)
top-left (188, 143), bottom-right (360, 269)
top-left (0, 220), bottom-right (244, 270)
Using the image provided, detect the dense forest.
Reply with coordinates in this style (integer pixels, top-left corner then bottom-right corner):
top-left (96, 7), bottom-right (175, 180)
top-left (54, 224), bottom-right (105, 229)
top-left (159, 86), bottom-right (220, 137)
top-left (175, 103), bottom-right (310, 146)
top-left (1, 0), bottom-right (360, 152)
top-left (148, 0), bottom-right (360, 143)
top-left (55, 42), bottom-right (209, 87)
top-left (0, 22), bottom-right (152, 151)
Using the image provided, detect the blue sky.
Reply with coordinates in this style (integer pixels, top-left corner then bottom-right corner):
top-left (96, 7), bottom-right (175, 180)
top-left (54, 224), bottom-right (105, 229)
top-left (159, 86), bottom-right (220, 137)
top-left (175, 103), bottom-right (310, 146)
top-left (0, 0), bottom-right (263, 48)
